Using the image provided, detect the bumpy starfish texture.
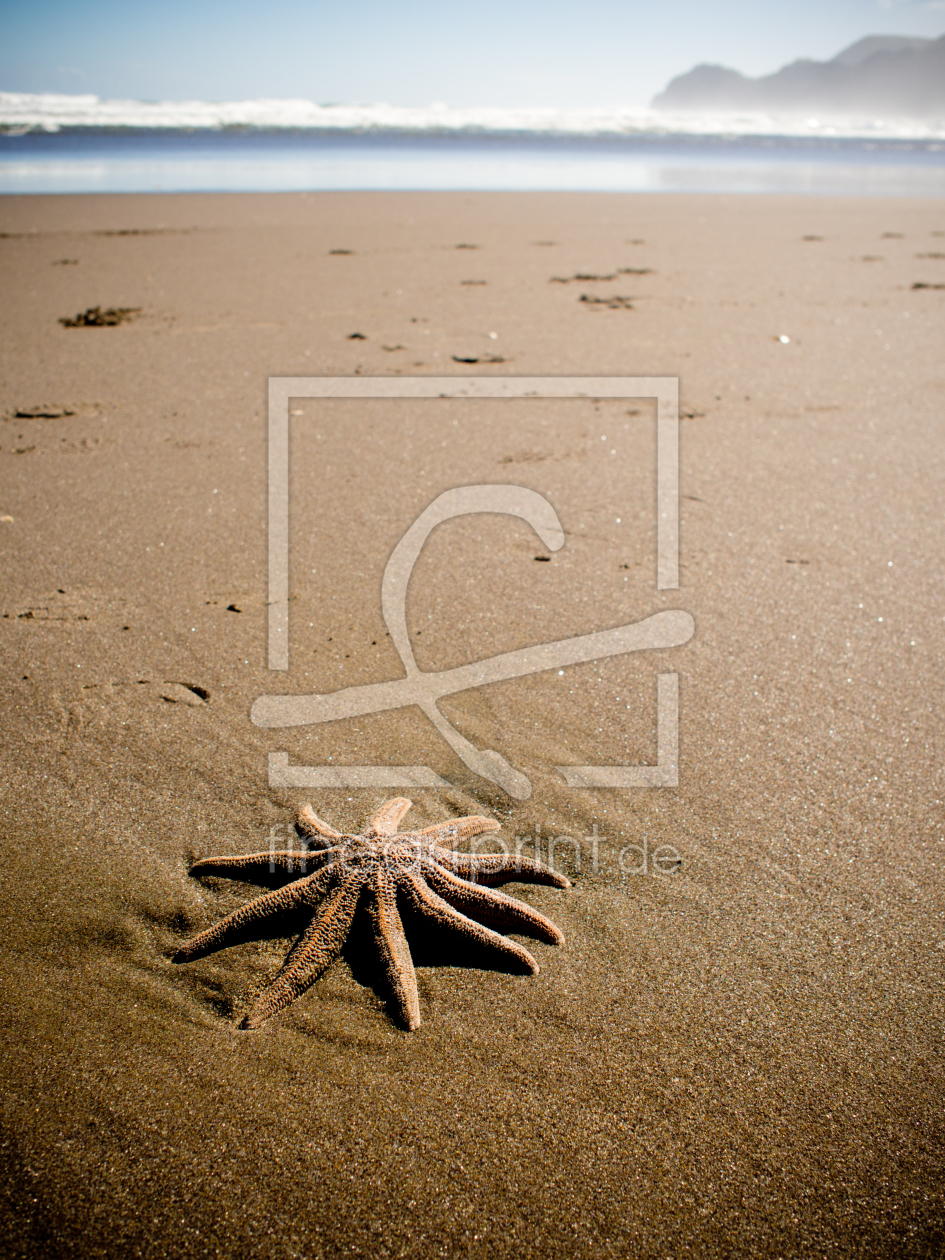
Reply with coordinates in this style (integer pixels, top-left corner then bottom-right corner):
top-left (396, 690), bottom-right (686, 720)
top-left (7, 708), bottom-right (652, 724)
top-left (174, 798), bottom-right (569, 1031)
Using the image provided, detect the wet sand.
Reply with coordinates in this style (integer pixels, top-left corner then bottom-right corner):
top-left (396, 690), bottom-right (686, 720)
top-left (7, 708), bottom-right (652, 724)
top-left (0, 191), bottom-right (943, 1258)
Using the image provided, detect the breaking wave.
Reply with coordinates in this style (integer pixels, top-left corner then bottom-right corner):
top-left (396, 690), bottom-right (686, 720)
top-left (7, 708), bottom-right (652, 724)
top-left (2, 90), bottom-right (944, 142)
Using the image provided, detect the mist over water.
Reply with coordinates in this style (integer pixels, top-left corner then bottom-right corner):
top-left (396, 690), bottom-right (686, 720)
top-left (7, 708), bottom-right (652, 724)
top-left (1, 127), bottom-right (942, 196)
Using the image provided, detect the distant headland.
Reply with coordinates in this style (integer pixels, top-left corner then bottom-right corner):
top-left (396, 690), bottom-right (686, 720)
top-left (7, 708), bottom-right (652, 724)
top-left (653, 33), bottom-right (945, 117)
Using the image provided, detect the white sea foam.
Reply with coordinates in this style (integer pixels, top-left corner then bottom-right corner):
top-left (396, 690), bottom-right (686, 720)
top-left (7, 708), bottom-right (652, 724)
top-left (1, 90), bottom-right (943, 142)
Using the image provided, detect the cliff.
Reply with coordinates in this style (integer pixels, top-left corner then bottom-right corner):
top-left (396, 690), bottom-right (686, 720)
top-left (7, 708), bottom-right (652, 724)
top-left (653, 33), bottom-right (945, 116)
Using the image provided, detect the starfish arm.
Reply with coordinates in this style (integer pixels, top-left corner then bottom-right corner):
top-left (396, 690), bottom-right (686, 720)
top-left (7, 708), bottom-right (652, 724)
top-left (174, 867), bottom-right (336, 963)
top-left (418, 860), bottom-right (564, 945)
top-left (297, 804), bottom-right (343, 847)
top-left (400, 875), bottom-right (539, 974)
top-left (241, 875), bottom-right (363, 1029)
top-left (189, 848), bottom-right (340, 880)
top-left (368, 797), bottom-right (413, 836)
top-left (365, 871), bottom-right (421, 1030)
top-left (409, 816), bottom-right (501, 847)
top-left (430, 849), bottom-right (571, 889)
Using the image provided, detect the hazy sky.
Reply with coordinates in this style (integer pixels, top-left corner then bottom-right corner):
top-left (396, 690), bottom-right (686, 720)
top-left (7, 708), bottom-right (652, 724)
top-left (1, 0), bottom-right (943, 107)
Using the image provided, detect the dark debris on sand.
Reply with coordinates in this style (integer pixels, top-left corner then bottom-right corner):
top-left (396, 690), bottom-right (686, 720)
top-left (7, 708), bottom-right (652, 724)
top-left (59, 306), bottom-right (141, 328)
top-left (11, 405), bottom-right (76, 419)
top-left (578, 293), bottom-right (635, 310)
top-left (552, 268), bottom-right (653, 283)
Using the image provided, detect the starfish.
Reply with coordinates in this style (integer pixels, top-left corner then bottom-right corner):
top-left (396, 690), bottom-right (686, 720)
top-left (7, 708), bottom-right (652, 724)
top-left (174, 797), bottom-right (569, 1031)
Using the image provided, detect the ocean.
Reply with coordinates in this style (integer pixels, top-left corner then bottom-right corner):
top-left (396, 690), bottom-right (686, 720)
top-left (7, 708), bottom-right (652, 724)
top-left (1, 93), bottom-right (943, 196)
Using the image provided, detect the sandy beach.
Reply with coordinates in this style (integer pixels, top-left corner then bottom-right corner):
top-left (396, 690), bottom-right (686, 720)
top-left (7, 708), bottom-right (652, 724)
top-left (1, 190), bottom-right (943, 1258)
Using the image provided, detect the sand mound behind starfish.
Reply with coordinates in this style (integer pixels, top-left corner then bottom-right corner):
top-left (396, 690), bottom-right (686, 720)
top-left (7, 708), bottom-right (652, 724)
top-left (174, 798), bottom-right (569, 1031)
